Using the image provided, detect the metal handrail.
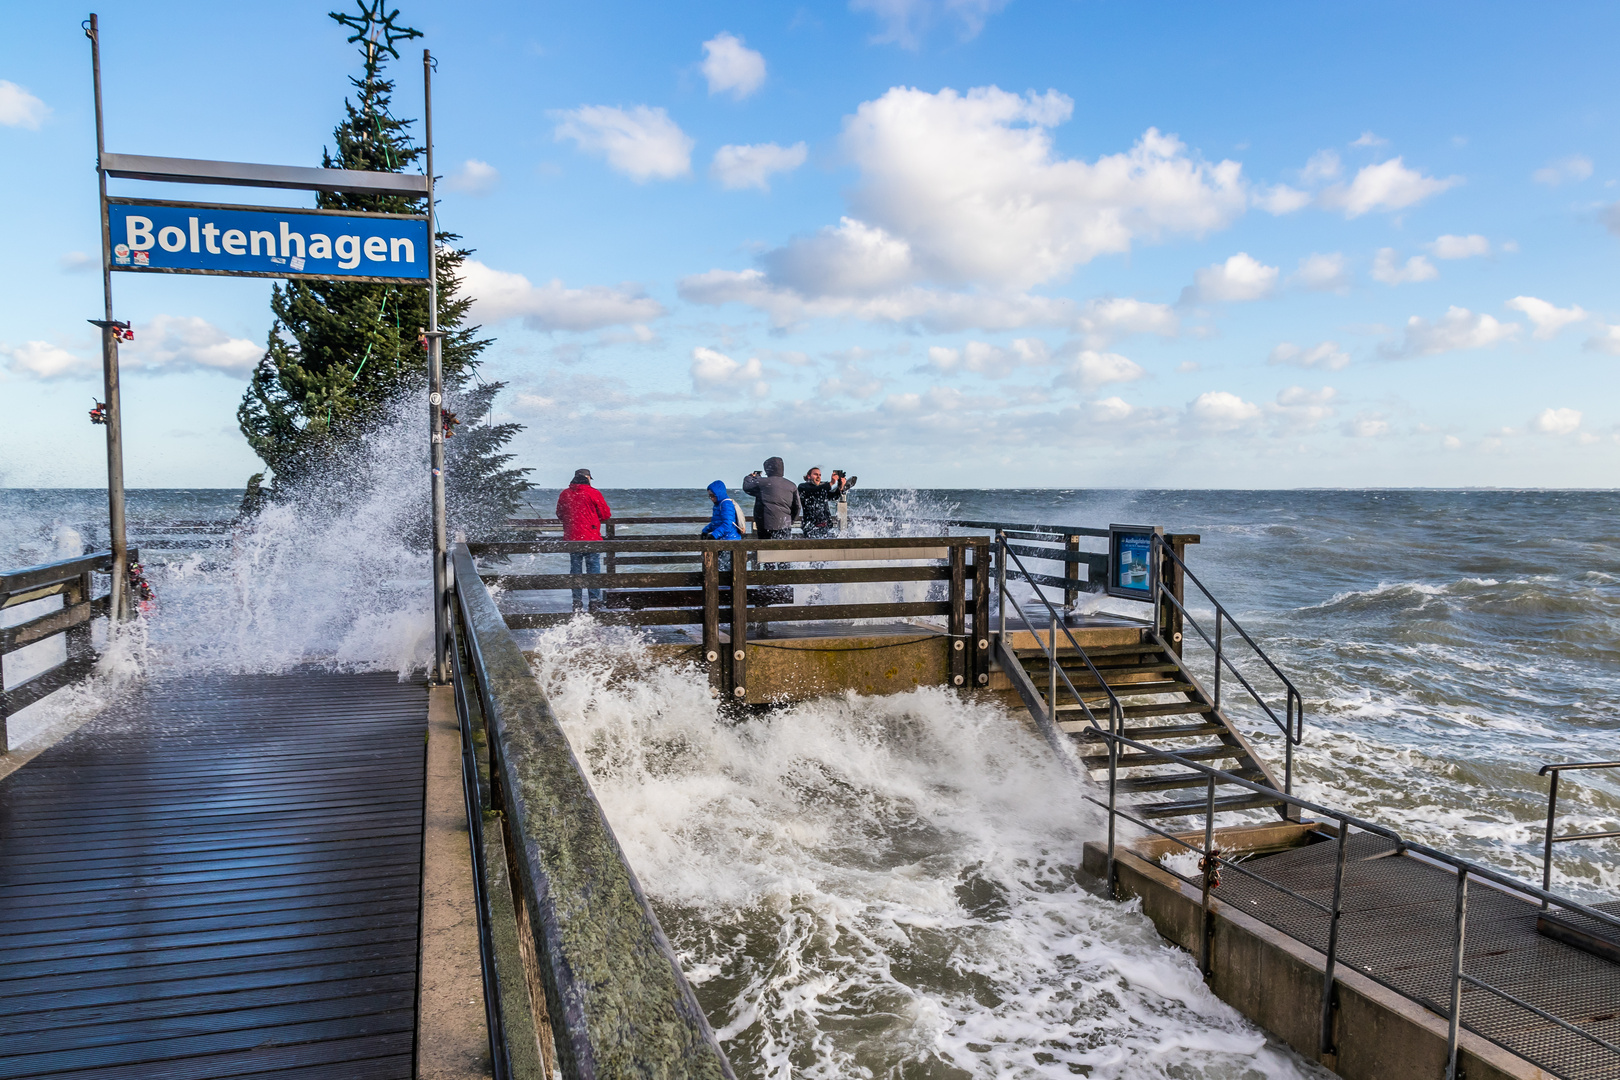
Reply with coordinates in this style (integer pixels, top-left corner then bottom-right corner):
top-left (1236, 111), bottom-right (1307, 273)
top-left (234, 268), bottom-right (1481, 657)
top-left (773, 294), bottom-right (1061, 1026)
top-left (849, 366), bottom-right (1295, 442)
top-left (1538, 760), bottom-right (1620, 902)
top-left (1084, 726), bottom-right (1620, 1077)
top-left (445, 606), bottom-right (512, 1080)
top-left (996, 535), bottom-right (1124, 736)
top-left (1154, 536), bottom-right (1304, 745)
top-left (448, 543), bottom-right (736, 1080)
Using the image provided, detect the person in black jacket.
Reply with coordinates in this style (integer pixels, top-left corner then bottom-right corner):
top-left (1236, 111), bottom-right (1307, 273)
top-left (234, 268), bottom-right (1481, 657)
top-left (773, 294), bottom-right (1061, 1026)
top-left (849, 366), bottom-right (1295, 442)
top-left (742, 457), bottom-right (802, 539)
top-left (798, 467), bottom-right (855, 538)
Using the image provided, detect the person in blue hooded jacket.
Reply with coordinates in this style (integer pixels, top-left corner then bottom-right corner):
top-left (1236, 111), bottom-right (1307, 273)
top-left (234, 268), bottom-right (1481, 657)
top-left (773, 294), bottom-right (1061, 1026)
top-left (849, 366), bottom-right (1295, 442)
top-left (700, 480), bottom-right (746, 571)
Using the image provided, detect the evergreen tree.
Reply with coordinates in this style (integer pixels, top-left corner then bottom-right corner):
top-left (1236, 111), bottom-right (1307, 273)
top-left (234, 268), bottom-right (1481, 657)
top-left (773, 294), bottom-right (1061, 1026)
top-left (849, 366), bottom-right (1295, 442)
top-left (238, 2), bottom-right (529, 533)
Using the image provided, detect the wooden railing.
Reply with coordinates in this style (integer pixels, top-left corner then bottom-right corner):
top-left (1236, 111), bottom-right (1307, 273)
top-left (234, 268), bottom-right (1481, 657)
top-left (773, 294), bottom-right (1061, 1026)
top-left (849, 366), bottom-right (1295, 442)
top-left (472, 534), bottom-right (994, 696)
top-left (0, 548), bottom-right (134, 749)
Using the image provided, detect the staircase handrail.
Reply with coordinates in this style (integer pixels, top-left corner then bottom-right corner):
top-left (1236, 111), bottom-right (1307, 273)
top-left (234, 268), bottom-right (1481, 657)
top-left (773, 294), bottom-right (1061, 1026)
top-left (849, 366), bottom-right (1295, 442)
top-left (996, 533), bottom-right (1124, 738)
top-left (1154, 536), bottom-right (1304, 747)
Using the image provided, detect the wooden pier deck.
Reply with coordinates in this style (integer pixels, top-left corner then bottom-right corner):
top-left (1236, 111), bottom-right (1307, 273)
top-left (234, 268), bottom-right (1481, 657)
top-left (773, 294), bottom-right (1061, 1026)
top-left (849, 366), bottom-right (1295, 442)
top-left (0, 670), bottom-right (428, 1080)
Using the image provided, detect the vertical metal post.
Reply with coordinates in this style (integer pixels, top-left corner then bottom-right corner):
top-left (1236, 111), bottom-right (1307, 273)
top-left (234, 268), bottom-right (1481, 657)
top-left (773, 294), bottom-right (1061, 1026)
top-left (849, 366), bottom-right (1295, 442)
top-left (1106, 733), bottom-right (1118, 898)
top-left (971, 539), bottom-right (990, 687)
top-left (729, 547), bottom-right (748, 702)
top-left (1048, 613), bottom-right (1058, 727)
top-left (423, 49), bottom-right (448, 684)
top-left (1446, 868), bottom-right (1469, 1080)
top-left (996, 533), bottom-right (1007, 642)
top-left (86, 13), bottom-right (130, 624)
top-left (1542, 769), bottom-right (1560, 906)
top-left (948, 543), bottom-right (966, 689)
top-left (1064, 532), bottom-right (1081, 611)
top-left (701, 549), bottom-right (721, 696)
top-left (1200, 775), bottom-right (1217, 976)
top-left (1213, 613), bottom-right (1223, 709)
top-left (1319, 822), bottom-right (1350, 1055)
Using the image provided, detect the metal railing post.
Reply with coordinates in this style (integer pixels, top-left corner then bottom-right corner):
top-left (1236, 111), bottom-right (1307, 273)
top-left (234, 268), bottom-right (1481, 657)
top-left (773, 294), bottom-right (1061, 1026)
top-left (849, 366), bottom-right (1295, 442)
top-left (1200, 775), bottom-right (1217, 976)
top-left (1542, 769), bottom-right (1560, 907)
top-left (1048, 615), bottom-right (1058, 728)
top-left (1213, 612), bottom-right (1223, 709)
top-left (996, 532), bottom-right (1008, 642)
top-left (1319, 822), bottom-right (1350, 1055)
top-left (1106, 733), bottom-right (1118, 898)
top-left (1446, 868), bottom-right (1469, 1080)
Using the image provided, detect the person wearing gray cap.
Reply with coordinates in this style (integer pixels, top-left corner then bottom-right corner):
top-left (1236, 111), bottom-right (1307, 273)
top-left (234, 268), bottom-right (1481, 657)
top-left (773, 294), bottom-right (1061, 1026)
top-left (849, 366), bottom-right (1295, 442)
top-left (556, 469), bottom-right (612, 610)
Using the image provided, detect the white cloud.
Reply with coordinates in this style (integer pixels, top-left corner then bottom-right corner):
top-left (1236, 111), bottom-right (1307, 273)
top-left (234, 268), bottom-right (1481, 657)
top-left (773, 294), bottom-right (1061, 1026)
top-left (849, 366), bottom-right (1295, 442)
top-left (1, 340), bottom-right (93, 379)
top-left (701, 32), bottom-right (766, 99)
top-left (1293, 252), bottom-right (1349, 292)
top-left (1319, 157), bottom-right (1460, 217)
top-left (1269, 341), bottom-right (1350, 371)
top-left (1255, 184), bottom-right (1311, 215)
top-left (1391, 306), bottom-right (1520, 357)
top-left (1187, 390), bottom-right (1262, 432)
top-left (552, 105), bottom-right (693, 182)
top-left (837, 87), bottom-right (1246, 290)
top-left (691, 346), bottom-right (768, 396)
top-left (1091, 396), bottom-right (1135, 423)
top-left (681, 86), bottom-right (1241, 333)
top-left (1583, 324), bottom-right (1620, 356)
top-left (1532, 155), bottom-right (1593, 186)
top-left (678, 266), bottom-right (1178, 339)
top-left (124, 315), bottom-right (261, 374)
top-left (1532, 407), bottom-right (1581, 435)
top-left (1184, 252), bottom-right (1278, 303)
top-left (1269, 385), bottom-right (1338, 432)
top-left (1301, 149), bottom-right (1342, 184)
top-left (928, 337), bottom-right (1051, 376)
top-left (1073, 297), bottom-right (1178, 347)
top-left (1343, 411), bottom-right (1390, 438)
top-left (711, 141), bottom-right (808, 191)
top-left (59, 251), bottom-right (96, 273)
top-left (461, 259), bottom-right (666, 330)
top-left (1505, 296), bottom-right (1588, 340)
top-left (0, 80), bottom-right (48, 129)
top-left (1350, 131), bottom-right (1389, 148)
top-left (1427, 234), bottom-right (1489, 259)
top-left (762, 216), bottom-right (918, 297)
top-left (852, 0), bottom-right (1010, 49)
top-left (2, 316), bottom-right (261, 380)
top-left (1059, 350), bottom-right (1146, 391)
top-left (1176, 361), bottom-right (1200, 373)
top-left (445, 159), bottom-right (500, 195)
top-left (1371, 248), bottom-right (1439, 286)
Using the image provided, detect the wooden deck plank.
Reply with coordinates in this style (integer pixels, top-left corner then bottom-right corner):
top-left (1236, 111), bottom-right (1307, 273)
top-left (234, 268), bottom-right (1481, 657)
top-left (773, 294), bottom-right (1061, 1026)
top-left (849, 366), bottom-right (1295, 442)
top-left (0, 670), bottom-right (427, 1080)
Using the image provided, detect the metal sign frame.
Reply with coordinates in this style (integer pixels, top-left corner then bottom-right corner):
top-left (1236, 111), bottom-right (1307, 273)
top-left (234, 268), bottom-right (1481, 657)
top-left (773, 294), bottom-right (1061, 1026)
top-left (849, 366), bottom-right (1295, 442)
top-left (1106, 523), bottom-right (1162, 602)
top-left (84, 12), bottom-right (451, 682)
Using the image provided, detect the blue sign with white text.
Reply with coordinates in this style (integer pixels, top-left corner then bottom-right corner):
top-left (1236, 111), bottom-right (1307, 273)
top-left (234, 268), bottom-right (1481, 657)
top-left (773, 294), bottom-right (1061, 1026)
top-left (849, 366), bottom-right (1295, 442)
top-left (106, 201), bottom-right (429, 281)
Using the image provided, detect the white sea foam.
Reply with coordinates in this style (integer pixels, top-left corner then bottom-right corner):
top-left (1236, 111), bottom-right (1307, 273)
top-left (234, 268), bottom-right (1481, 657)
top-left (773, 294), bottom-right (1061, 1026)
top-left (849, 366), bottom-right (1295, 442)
top-left (528, 622), bottom-right (1322, 1079)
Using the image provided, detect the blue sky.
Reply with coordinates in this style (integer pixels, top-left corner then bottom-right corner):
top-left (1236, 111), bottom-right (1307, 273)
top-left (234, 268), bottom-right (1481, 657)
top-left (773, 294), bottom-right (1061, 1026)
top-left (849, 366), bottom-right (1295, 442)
top-left (3, 0), bottom-right (1619, 490)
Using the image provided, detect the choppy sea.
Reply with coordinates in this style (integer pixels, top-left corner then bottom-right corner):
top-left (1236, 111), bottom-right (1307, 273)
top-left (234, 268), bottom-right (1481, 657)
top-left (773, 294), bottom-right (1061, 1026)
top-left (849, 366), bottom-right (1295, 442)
top-left (3, 483), bottom-right (1617, 1079)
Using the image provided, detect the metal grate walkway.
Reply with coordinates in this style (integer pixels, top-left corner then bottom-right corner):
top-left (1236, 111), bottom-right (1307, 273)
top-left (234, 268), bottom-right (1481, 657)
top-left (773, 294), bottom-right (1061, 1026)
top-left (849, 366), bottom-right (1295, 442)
top-left (1220, 833), bottom-right (1620, 1080)
top-left (0, 670), bottom-right (428, 1080)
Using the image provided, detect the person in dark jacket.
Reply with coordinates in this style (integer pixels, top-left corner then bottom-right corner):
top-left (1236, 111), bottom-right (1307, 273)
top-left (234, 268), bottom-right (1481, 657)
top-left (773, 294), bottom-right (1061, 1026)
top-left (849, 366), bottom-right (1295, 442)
top-left (555, 468), bottom-right (611, 610)
top-left (742, 457), bottom-right (801, 540)
top-left (798, 467), bottom-right (855, 538)
top-left (700, 480), bottom-right (746, 572)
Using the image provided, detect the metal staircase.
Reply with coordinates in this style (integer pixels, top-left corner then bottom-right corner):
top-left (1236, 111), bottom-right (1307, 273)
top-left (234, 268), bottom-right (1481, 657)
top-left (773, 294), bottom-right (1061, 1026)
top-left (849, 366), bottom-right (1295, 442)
top-left (1004, 640), bottom-right (1289, 819)
top-left (991, 532), bottom-right (1302, 826)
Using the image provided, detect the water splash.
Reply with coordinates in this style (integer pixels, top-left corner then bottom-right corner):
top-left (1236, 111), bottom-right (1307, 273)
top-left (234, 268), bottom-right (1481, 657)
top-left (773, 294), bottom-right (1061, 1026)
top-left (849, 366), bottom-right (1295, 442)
top-left (527, 622), bottom-right (1323, 1079)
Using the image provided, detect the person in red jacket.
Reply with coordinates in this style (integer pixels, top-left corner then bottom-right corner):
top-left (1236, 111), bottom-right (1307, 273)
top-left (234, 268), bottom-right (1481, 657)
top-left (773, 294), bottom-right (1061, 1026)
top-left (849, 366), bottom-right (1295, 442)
top-left (556, 468), bottom-right (612, 610)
